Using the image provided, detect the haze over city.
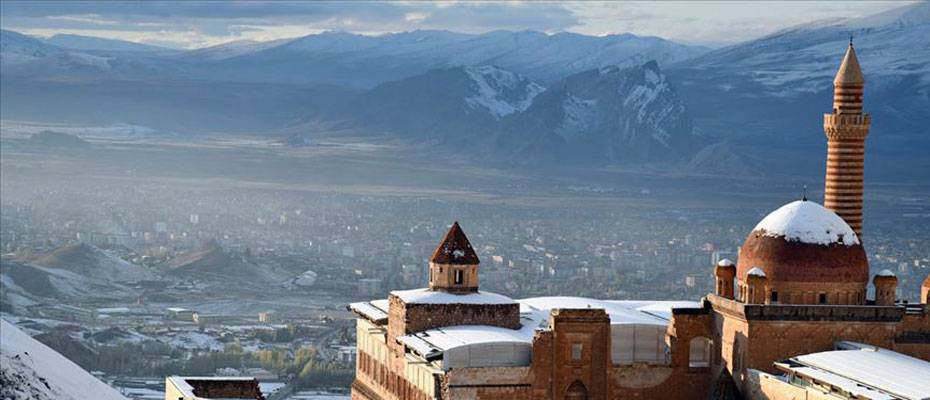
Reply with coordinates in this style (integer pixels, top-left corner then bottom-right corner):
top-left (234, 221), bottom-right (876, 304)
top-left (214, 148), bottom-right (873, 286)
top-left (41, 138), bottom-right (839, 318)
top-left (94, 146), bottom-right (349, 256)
top-left (1, 1), bottom-right (929, 400)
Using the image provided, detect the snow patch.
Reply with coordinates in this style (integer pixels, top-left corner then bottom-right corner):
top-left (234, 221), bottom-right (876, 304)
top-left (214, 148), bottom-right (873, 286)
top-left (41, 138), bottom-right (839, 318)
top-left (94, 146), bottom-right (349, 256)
top-left (464, 65), bottom-right (545, 118)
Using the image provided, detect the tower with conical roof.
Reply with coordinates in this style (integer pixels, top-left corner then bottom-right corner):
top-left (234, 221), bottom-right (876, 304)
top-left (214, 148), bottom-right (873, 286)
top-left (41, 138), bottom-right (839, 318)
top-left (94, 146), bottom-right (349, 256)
top-left (428, 221), bottom-right (481, 293)
top-left (823, 40), bottom-right (871, 238)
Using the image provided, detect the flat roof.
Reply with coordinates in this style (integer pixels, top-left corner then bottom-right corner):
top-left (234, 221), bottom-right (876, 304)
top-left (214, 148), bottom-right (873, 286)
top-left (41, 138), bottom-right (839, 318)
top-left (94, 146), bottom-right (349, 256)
top-left (395, 296), bottom-right (699, 364)
top-left (391, 288), bottom-right (516, 305)
top-left (782, 343), bottom-right (930, 400)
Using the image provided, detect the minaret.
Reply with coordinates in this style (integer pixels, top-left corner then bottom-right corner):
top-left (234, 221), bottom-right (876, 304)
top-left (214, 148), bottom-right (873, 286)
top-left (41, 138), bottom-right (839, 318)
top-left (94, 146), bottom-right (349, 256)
top-left (824, 40), bottom-right (870, 238)
top-left (428, 221), bottom-right (480, 293)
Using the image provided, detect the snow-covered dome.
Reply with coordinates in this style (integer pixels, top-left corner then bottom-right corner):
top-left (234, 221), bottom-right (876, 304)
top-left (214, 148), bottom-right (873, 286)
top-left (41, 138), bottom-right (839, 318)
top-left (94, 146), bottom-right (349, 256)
top-left (736, 200), bottom-right (869, 303)
top-left (876, 269), bottom-right (896, 277)
top-left (752, 200), bottom-right (859, 246)
top-left (717, 259), bottom-right (735, 267)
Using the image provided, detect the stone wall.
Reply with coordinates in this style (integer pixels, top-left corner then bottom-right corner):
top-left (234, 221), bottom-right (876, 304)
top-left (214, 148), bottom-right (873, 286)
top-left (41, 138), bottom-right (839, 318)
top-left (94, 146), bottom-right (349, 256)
top-left (386, 294), bottom-right (520, 354)
top-left (445, 367), bottom-right (533, 400)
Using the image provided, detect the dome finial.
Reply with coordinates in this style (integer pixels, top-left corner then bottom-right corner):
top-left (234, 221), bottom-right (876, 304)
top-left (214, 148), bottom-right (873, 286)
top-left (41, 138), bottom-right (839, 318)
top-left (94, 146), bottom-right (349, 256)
top-left (849, 34), bottom-right (853, 47)
top-left (802, 185), bottom-right (808, 202)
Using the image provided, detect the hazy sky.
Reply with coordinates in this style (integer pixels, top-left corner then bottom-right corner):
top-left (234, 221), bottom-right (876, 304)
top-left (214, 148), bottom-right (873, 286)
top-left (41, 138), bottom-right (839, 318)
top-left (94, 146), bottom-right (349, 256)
top-left (0, 1), bottom-right (914, 49)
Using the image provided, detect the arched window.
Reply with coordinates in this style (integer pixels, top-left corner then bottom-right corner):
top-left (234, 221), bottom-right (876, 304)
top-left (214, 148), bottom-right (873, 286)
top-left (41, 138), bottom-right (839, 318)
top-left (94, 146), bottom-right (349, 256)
top-left (565, 380), bottom-right (587, 400)
top-left (689, 337), bottom-right (712, 368)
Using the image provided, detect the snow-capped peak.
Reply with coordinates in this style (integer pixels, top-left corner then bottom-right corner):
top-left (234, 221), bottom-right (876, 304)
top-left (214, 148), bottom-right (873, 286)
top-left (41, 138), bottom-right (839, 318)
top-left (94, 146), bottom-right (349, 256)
top-left (464, 65), bottom-right (545, 118)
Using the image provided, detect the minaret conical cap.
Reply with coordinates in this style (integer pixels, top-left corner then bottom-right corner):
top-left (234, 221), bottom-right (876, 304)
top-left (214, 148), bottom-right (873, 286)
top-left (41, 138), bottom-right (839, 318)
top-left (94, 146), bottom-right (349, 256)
top-left (834, 43), bottom-right (864, 85)
top-left (430, 221), bottom-right (480, 264)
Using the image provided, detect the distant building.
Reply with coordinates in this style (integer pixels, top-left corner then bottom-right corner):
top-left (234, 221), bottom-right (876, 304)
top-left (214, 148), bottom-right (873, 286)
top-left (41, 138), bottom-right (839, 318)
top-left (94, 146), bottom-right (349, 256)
top-left (257, 311), bottom-right (276, 323)
top-left (347, 45), bottom-right (930, 400)
top-left (166, 307), bottom-right (196, 321)
top-left (165, 376), bottom-right (264, 400)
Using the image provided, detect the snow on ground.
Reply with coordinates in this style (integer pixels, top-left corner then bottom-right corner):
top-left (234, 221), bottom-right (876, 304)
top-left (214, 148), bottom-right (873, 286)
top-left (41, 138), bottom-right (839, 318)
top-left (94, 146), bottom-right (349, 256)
top-left (1, 319), bottom-right (128, 400)
top-left (161, 330), bottom-right (225, 351)
top-left (753, 200), bottom-right (859, 246)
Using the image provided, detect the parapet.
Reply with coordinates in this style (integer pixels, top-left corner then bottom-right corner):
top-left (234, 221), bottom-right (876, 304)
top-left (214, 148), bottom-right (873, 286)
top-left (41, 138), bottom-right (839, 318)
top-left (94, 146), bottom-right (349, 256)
top-left (708, 294), bottom-right (905, 322)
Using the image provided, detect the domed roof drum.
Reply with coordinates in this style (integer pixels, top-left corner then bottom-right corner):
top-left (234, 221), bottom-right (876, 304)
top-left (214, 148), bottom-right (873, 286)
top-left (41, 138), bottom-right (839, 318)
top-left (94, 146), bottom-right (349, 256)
top-left (736, 201), bottom-right (868, 284)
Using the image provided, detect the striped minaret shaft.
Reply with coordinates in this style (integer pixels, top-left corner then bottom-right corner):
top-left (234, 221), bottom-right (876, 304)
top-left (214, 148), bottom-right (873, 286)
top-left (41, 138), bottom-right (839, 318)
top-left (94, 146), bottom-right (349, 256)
top-left (824, 41), bottom-right (870, 238)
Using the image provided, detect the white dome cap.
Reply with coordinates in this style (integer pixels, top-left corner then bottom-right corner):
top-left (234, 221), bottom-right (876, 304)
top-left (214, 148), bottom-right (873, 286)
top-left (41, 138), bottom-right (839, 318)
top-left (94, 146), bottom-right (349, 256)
top-left (717, 259), bottom-right (735, 267)
top-left (747, 267), bottom-right (767, 277)
top-left (876, 269), bottom-right (896, 277)
top-left (753, 200), bottom-right (859, 246)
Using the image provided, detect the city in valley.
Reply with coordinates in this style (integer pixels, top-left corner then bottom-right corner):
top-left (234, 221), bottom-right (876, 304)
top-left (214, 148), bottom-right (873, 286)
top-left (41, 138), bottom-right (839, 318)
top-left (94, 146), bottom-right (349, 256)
top-left (1, 2), bottom-right (929, 400)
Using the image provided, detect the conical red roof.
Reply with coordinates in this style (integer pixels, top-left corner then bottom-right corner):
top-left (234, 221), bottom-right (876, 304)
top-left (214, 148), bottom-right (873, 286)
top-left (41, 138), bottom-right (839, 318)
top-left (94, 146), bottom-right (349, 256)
top-left (430, 222), bottom-right (480, 264)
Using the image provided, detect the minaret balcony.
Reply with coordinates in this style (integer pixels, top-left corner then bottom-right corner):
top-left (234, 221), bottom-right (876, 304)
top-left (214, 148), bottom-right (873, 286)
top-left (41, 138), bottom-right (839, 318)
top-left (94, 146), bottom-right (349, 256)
top-left (824, 113), bottom-right (871, 126)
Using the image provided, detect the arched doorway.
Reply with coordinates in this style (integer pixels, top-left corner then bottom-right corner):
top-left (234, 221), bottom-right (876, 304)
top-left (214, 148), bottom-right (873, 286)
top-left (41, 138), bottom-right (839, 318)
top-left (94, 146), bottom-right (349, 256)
top-left (565, 380), bottom-right (587, 400)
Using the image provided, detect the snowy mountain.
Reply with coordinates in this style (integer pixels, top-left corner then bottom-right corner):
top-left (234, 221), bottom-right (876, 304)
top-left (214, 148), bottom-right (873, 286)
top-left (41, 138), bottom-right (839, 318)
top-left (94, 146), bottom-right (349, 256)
top-left (337, 61), bottom-right (697, 165)
top-left (464, 66), bottom-right (546, 118)
top-left (0, 319), bottom-right (128, 400)
top-left (45, 34), bottom-right (173, 53)
top-left (182, 30), bottom-right (706, 88)
top-left (668, 1), bottom-right (930, 178)
top-left (495, 61), bottom-right (697, 164)
top-left (341, 65), bottom-right (546, 142)
top-left (1, 28), bottom-right (706, 88)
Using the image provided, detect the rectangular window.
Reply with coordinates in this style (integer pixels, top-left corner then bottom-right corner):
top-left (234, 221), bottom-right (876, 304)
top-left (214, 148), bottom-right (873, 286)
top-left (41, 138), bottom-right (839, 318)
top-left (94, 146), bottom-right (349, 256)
top-left (819, 293), bottom-right (827, 304)
top-left (571, 343), bottom-right (583, 360)
top-left (454, 269), bottom-right (463, 284)
top-left (770, 290), bottom-right (779, 303)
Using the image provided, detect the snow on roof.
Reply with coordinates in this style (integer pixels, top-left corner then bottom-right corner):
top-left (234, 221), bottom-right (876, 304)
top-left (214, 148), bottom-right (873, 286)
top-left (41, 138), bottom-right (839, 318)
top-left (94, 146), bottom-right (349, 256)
top-left (747, 267), bottom-right (767, 277)
top-left (1, 319), bottom-right (128, 400)
top-left (716, 258), bottom-right (735, 267)
top-left (520, 297), bottom-right (689, 326)
top-left (608, 300), bottom-right (704, 321)
top-left (391, 288), bottom-right (516, 305)
top-left (348, 301), bottom-right (388, 323)
top-left (787, 366), bottom-right (895, 400)
top-left (789, 343), bottom-right (930, 400)
top-left (370, 299), bottom-right (389, 312)
top-left (753, 200), bottom-right (859, 246)
top-left (396, 297), bottom-right (698, 369)
top-left (876, 269), bottom-right (896, 277)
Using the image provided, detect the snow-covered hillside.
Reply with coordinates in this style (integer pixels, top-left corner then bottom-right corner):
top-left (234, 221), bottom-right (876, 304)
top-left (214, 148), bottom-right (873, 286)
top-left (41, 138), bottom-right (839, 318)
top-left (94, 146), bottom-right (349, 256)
top-left (464, 66), bottom-right (546, 118)
top-left (667, 1), bottom-right (930, 178)
top-left (678, 2), bottom-right (930, 94)
top-left (495, 61), bottom-right (696, 164)
top-left (0, 319), bottom-right (128, 400)
top-left (30, 243), bottom-right (155, 282)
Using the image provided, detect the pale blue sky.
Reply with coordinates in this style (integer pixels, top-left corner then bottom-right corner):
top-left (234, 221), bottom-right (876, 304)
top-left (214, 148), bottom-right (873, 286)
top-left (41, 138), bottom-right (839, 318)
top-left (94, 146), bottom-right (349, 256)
top-left (0, 1), bottom-right (915, 49)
